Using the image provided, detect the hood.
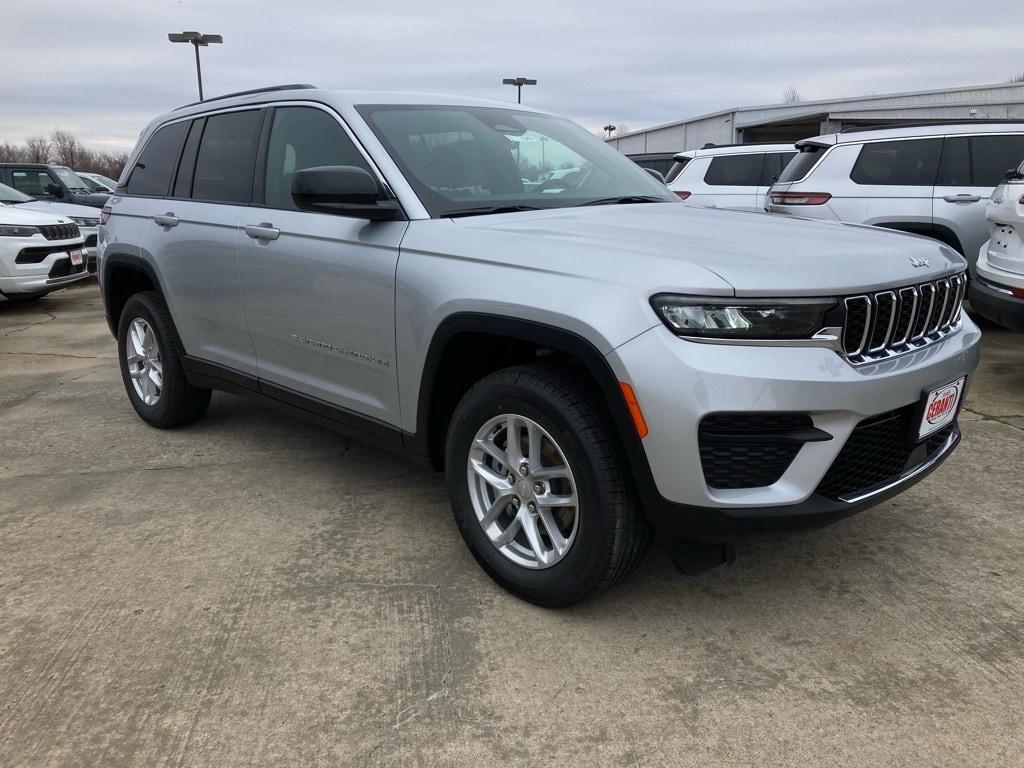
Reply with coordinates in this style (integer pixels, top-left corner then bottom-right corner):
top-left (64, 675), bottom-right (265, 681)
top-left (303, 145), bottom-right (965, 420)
top-left (15, 199), bottom-right (100, 222)
top-left (0, 205), bottom-right (72, 226)
top-left (448, 203), bottom-right (965, 296)
top-left (67, 191), bottom-right (111, 208)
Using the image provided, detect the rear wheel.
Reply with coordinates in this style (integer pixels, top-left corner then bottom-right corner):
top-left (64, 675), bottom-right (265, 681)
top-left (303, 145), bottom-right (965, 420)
top-left (445, 363), bottom-right (650, 607)
top-left (117, 291), bottom-right (210, 428)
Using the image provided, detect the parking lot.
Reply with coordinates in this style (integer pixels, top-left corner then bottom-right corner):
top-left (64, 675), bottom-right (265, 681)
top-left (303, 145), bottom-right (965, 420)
top-left (0, 280), bottom-right (1022, 766)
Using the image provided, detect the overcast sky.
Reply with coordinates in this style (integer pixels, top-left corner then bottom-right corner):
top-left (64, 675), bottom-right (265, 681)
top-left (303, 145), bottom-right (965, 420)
top-left (4, 0), bottom-right (1022, 153)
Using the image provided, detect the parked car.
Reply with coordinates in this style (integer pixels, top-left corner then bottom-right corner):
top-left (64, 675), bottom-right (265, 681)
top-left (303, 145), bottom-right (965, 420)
top-left (0, 182), bottom-right (100, 272)
top-left (77, 172), bottom-right (119, 194)
top-left (667, 143), bottom-right (796, 211)
top-left (626, 152), bottom-right (678, 180)
top-left (0, 163), bottom-right (110, 209)
top-left (969, 164), bottom-right (1024, 330)
top-left (768, 122), bottom-right (1024, 272)
top-left (100, 85), bottom-right (978, 606)
top-left (0, 206), bottom-right (87, 301)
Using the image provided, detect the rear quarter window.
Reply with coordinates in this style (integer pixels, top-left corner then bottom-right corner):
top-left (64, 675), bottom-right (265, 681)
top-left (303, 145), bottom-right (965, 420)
top-left (665, 158), bottom-right (689, 183)
top-left (124, 121), bottom-right (189, 197)
top-left (850, 138), bottom-right (942, 186)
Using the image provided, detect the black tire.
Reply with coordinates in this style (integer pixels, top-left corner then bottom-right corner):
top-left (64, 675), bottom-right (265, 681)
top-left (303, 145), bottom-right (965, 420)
top-left (445, 363), bottom-right (651, 607)
top-left (117, 291), bottom-right (211, 428)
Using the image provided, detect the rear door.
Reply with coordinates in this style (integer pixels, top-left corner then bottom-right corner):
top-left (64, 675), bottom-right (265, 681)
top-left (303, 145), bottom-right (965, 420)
top-left (696, 152), bottom-right (764, 210)
top-left (238, 104), bottom-right (407, 426)
top-left (137, 109), bottom-right (263, 376)
top-left (933, 133), bottom-right (1024, 268)
top-left (846, 137), bottom-right (941, 232)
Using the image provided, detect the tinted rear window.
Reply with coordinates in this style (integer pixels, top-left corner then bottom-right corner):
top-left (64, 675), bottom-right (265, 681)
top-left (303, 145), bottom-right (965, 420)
top-left (192, 110), bottom-right (262, 203)
top-left (850, 138), bottom-right (941, 186)
top-left (665, 158), bottom-right (689, 183)
top-left (124, 121), bottom-right (188, 197)
top-left (704, 154), bottom-right (764, 186)
top-left (778, 146), bottom-right (824, 183)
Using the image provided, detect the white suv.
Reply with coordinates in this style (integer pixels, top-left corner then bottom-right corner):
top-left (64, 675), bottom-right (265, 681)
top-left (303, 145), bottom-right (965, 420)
top-left (971, 164), bottom-right (1024, 330)
top-left (667, 143), bottom-right (795, 212)
top-left (769, 123), bottom-right (1024, 271)
top-left (0, 206), bottom-right (87, 301)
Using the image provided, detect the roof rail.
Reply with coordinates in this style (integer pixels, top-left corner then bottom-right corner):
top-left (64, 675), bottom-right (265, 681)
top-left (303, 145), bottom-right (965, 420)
top-left (174, 83), bottom-right (317, 111)
top-left (839, 118), bottom-right (1024, 133)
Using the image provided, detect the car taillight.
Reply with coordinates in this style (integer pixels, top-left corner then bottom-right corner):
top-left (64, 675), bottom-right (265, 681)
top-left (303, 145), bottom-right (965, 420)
top-left (100, 206), bottom-right (111, 224)
top-left (770, 192), bottom-right (832, 206)
top-left (1018, 194), bottom-right (1024, 205)
top-left (1012, 287), bottom-right (1024, 299)
top-left (674, 191), bottom-right (691, 200)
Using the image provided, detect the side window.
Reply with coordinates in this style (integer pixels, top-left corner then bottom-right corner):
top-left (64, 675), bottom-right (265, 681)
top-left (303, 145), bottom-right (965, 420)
top-left (263, 107), bottom-right (372, 209)
top-left (970, 135), bottom-right (1024, 188)
top-left (124, 121), bottom-right (188, 197)
top-left (760, 152), bottom-right (796, 185)
top-left (704, 154), bottom-right (764, 186)
top-left (935, 137), bottom-right (970, 186)
top-left (10, 170), bottom-right (56, 196)
top-left (192, 110), bottom-right (263, 203)
top-left (850, 138), bottom-right (941, 186)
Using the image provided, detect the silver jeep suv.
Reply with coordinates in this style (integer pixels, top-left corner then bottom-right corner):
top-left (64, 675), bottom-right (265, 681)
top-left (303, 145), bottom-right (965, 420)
top-left (99, 85), bottom-right (980, 606)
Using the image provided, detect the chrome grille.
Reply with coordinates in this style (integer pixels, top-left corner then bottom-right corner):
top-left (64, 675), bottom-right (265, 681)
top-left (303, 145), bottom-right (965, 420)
top-left (842, 273), bottom-right (966, 364)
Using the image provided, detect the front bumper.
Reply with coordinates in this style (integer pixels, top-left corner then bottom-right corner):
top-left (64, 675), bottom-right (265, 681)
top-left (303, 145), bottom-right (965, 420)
top-left (0, 240), bottom-right (90, 296)
top-left (607, 319), bottom-right (981, 538)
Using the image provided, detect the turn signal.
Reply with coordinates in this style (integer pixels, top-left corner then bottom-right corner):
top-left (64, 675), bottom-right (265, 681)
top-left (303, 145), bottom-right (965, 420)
top-left (618, 382), bottom-right (649, 439)
top-left (100, 206), bottom-right (112, 224)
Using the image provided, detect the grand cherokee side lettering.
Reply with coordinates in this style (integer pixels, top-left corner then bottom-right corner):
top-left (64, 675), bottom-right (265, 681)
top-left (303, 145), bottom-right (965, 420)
top-left (291, 334), bottom-right (390, 368)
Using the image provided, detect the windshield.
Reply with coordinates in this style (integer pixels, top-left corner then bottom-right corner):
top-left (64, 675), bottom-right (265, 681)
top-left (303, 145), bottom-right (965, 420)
top-left (357, 104), bottom-right (676, 217)
top-left (0, 182), bottom-right (34, 203)
top-left (94, 174), bottom-right (119, 189)
top-left (54, 167), bottom-right (89, 191)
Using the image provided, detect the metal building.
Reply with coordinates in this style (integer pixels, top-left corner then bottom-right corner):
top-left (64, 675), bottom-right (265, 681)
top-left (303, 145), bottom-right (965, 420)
top-left (607, 81), bottom-right (1024, 157)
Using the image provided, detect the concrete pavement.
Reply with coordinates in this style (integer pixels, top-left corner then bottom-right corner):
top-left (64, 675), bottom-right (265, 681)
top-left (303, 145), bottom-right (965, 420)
top-left (1, 281), bottom-right (1023, 767)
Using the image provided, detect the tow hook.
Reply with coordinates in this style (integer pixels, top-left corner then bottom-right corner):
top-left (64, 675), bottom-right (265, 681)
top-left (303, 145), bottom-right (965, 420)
top-left (671, 540), bottom-right (736, 576)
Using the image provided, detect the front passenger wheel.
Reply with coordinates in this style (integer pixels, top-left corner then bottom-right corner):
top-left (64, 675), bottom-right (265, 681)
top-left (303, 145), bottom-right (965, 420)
top-left (117, 291), bottom-right (211, 428)
top-left (445, 363), bottom-right (651, 607)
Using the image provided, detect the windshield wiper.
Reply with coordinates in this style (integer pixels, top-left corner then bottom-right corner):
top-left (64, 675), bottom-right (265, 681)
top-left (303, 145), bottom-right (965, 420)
top-left (443, 204), bottom-right (542, 218)
top-left (575, 195), bottom-right (666, 207)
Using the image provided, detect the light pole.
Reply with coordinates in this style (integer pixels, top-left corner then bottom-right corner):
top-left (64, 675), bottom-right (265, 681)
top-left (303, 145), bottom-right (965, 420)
top-left (168, 31), bottom-right (223, 101)
top-left (502, 76), bottom-right (537, 104)
top-left (603, 124), bottom-right (617, 139)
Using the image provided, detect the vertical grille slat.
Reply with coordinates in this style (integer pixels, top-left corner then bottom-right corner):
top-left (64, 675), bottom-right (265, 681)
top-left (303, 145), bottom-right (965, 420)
top-left (843, 273), bottom-right (965, 365)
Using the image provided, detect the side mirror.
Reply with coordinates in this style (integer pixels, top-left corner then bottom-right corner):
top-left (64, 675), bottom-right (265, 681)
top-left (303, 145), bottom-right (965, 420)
top-left (291, 166), bottom-right (403, 221)
top-left (642, 167), bottom-right (666, 184)
top-left (46, 183), bottom-right (64, 198)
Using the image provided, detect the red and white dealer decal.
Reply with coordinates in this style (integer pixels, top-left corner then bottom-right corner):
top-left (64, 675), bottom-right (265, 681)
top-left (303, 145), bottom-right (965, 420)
top-left (918, 376), bottom-right (965, 439)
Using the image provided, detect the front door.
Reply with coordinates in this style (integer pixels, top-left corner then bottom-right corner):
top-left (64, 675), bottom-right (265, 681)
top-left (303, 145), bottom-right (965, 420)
top-left (239, 105), bottom-right (407, 426)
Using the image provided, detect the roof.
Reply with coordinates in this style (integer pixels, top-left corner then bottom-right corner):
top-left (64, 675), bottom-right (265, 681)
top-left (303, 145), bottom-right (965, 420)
top-left (610, 80), bottom-right (1024, 142)
top-left (0, 162), bottom-right (69, 169)
top-left (800, 120), bottom-right (1024, 147)
top-left (673, 142), bottom-right (796, 159)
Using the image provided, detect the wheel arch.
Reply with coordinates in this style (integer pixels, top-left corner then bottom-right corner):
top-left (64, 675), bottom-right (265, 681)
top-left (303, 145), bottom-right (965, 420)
top-left (410, 313), bottom-right (654, 484)
top-left (874, 221), bottom-right (965, 255)
top-left (101, 252), bottom-right (166, 336)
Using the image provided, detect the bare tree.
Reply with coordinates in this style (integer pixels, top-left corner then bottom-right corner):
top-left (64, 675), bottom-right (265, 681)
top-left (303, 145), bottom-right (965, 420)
top-left (51, 129), bottom-right (85, 168)
top-left (23, 135), bottom-right (51, 163)
top-left (613, 124), bottom-right (631, 137)
top-left (782, 86), bottom-right (802, 104)
top-left (0, 142), bottom-right (21, 162)
top-left (1010, 73), bottom-right (1024, 83)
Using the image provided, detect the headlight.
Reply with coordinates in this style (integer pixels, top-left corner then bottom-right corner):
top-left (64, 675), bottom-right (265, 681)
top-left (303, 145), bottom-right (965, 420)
top-left (70, 216), bottom-right (99, 227)
top-left (651, 295), bottom-right (836, 339)
top-left (0, 225), bottom-right (40, 237)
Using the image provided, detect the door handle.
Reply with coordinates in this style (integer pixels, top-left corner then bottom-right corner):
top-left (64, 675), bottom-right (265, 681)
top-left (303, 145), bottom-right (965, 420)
top-left (942, 194), bottom-right (981, 203)
top-left (153, 213), bottom-right (179, 227)
top-left (244, 223), bottom-right (280, 241)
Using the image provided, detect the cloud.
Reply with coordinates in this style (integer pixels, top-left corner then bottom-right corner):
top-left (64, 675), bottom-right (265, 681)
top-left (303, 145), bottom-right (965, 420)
top-left (3, 0), bottom-right (1022, 152)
